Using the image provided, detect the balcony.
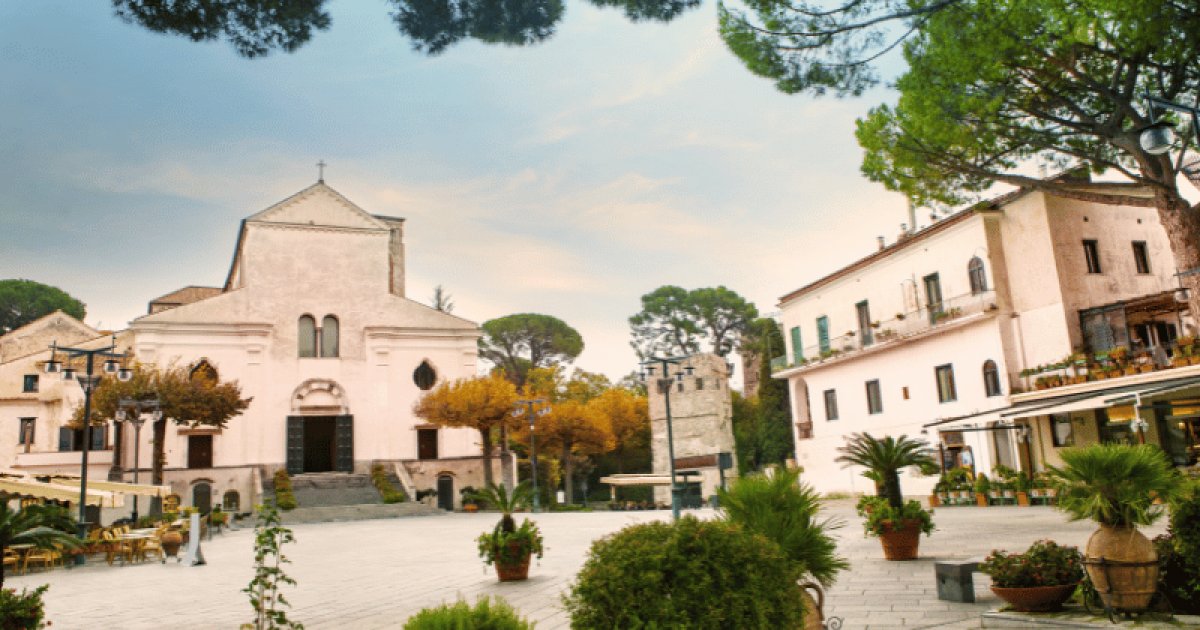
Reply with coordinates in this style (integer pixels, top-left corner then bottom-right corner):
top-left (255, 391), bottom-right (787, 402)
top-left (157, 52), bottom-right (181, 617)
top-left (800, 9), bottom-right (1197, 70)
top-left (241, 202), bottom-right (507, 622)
top-left (772, 290), bottom-right (998, 375)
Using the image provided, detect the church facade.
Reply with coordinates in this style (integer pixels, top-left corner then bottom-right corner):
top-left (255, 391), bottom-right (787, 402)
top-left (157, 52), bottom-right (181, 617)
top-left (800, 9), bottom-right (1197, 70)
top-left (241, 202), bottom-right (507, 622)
top-left (3, 182), bottom-right (492, 515)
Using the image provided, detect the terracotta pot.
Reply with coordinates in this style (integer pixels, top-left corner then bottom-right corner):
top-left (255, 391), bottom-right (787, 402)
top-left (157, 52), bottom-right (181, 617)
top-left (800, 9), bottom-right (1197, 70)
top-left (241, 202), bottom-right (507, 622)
top-left (1190, 355), bottom-right (1200, 366)
top-left (878, 519), bottom-right (921, 561)
top-left (1084, 525), bottom-right (1157, 612)
top-left (1016, 492), bottom-right (1029, 506)
top-left (463, 503), bottom-right (478, 513)
top-left (494, 541), bottom-right (532, 582)
top-left (976, 493), bottom-right (989, 507)
top-left (928, 494), bottom-right (940, 508)
top-left (799, 583), bottom-right (824, 630)
top-left (990, 583), bottom-right (1077, 612)
top-left (161, 529), bottom-right (183, 558)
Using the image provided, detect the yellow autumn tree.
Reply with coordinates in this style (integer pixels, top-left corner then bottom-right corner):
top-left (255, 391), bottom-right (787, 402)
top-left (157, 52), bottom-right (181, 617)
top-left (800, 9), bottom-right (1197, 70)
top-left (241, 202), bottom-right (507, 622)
top-left (411, 374), bottom-right (518, 487)
top-left (588, 388), bottom-right (649, 474)
top-left (534, 399), bottom-right (614, 504)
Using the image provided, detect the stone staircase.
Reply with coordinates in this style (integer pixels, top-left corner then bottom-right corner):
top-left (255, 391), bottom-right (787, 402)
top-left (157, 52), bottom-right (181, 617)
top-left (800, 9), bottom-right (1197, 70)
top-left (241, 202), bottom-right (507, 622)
top-left (263, 471), bottom-right (441, 524)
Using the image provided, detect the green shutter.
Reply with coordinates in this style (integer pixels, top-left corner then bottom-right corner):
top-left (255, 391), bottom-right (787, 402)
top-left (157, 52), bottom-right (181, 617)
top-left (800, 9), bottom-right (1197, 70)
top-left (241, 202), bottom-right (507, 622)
top-left (817, 316), bottom-right (830, 353)
top-left (790, 326), bottom-right (803, 363)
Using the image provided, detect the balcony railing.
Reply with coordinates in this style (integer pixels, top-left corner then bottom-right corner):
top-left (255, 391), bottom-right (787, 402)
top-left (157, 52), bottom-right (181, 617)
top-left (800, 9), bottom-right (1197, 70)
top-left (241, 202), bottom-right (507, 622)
top-left (772, 290), bottom-right (998, 374)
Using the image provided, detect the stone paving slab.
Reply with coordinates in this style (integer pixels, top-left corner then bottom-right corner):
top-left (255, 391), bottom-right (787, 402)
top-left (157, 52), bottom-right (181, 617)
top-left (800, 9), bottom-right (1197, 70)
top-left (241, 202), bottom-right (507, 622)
top-left (8, 502), bottom-right (1168, 629)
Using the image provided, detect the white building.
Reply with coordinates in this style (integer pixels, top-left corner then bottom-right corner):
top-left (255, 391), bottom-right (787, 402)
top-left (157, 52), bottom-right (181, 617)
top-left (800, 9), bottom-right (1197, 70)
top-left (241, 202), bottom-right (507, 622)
top-left (773, 179), bottom-right (1192, 495)
top-left (2, 181), bottom-right (493, 515)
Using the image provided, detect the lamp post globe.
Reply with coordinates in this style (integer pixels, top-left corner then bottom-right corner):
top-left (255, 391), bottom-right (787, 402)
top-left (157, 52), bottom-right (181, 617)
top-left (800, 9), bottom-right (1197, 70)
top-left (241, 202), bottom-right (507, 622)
top-left (1139, 123), bottom-right (1175, 156)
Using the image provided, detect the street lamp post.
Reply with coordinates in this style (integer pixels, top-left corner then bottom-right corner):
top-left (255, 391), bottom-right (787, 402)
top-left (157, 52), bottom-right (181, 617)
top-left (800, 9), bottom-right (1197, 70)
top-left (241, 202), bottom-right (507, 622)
top-left (641, 356), bottom-right (694, 521)
top-left (43, 338), bottom-right (130, 564)
top-left (1139, 93), bottom-right (1200, 156)
top-left (513, 398), bottom-right (550, 512)
top-left (116, 398), bottom-right (160, 523)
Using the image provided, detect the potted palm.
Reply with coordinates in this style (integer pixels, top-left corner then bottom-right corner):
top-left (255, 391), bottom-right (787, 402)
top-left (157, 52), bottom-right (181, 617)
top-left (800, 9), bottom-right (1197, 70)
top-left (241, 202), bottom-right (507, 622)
top-left (1048, 444), bottom-right (1180, 612)
top-left (974, 473), bottom-right (991, 507)
top-left (470, 483), bottom-right (544, 582)
top-left (0, 502), bottom-right (78, 588)
top-left (980, 540), bottom-right (1084, 612)
top-left (836, 433), bottom-right (937, 560)
top-left (717, 467), bottom-right (847, 630)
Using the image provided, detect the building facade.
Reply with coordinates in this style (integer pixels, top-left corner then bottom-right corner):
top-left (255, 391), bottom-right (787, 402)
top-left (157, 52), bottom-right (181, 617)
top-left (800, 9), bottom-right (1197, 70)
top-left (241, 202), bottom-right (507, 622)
top-left (773, 180), bottom-right (1195, 495)
top-left (2, 182), bottom-right (492, 515)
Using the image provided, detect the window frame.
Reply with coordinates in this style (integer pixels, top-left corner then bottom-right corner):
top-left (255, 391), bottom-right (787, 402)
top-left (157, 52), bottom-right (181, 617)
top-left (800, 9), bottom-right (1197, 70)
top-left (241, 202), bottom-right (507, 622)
top-left (968, 256), bottom-right (987, 294)
top-left (298, 315), bottom-right (318, 358)
top-left (22, 374), bottom-right (38, 393)
top-left (816, 316), bottom-right (830, 354)
top-left (790, 326), bottom-right (803, 363)
top-left (865, 379), bottom-right (883, 414)
top-left (982, 360), bottom-right (1002, 397)
top-left (18, 418), bottom-right (35, 445)
top-left (823, 389), bottom-right (839, 421)
top-left (935, 364), bottom-right (958, 403)
top-left (320, 315), bottom-right (340, 358)
top-left (1083, 239), bottom-right (1102, 274)
top-left (1132, 240), bottom-right (1151, 274)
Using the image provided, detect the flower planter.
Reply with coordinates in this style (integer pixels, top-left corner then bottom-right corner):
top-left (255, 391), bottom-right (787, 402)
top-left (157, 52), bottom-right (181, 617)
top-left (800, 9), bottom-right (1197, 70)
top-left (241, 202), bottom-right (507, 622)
top-left (990, 584), bottom-right (1078, 612)
top-left (1016, 492), bottom-right (1029, 507)
top-left (1190, 355), bottom-right (1200, 366)
top-left (878, 519), bottom-right (922, 561)
top-left (494, 541), bottom-right (532, 582)
top-left (463, 503), bottom-right (479, 513)
top-left (1084, 525), bottom-right (1158, 612)
top-left (161, 528), bottom-right (183, 559)
top-left (975, 493), bottom-right (989, 507)
top-left (928, 494), bottom-right (940, 508)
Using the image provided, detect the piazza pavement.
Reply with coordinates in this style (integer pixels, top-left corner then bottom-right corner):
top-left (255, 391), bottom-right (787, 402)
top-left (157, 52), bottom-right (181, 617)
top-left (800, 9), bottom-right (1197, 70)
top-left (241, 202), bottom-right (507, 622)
top-left (8, 500), bottom-right (1169, 629)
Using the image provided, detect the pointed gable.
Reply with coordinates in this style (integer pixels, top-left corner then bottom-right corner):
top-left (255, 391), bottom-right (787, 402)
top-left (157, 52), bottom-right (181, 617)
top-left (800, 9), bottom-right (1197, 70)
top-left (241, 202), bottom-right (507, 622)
top-left (248, 182), bottom-right (389, 231)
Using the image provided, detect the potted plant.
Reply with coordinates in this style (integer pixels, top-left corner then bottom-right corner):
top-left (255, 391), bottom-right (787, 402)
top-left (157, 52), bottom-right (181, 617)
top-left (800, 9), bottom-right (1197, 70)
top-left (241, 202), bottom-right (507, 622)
top-left (974, 473), bottom-right (991, 507)
top-left (980, 540), bottom-right (1084, 612)
top-left (836, 433), bottom-right (937, 560)
top-left (1048, 444), bottom-right (1180, 612)
top-left (1013, 472), bottom-right (1032, 506)
top-left (459, 486), bottom-right (479, 513)
top-left (471, 483), bottom-right (544, 582)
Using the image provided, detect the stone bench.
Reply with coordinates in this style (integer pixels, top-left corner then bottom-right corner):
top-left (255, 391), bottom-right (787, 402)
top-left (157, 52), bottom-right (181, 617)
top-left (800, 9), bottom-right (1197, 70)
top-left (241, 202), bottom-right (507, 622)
top-left (935, 559), bottom-right (981, 603)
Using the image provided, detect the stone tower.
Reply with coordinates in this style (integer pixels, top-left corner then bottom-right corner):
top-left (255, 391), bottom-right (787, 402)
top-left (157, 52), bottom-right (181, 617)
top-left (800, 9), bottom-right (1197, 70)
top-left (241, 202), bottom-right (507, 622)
top-left (647, 353), bottom-right (737, 503)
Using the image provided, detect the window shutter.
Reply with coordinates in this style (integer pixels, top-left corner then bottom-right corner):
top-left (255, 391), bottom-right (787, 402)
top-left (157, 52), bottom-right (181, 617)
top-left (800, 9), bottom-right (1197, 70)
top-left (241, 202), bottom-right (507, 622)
top-left (790, 326), bottom-right (803, 363)
top-left (59, 427), bottom-right (73, 452)
top-left (91, 425), bottom-right (107, 450)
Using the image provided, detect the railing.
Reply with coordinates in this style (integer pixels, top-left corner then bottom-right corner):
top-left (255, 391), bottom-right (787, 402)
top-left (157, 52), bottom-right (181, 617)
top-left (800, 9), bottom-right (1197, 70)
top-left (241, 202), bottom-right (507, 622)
top-left (773, 290), bottom-right (998, 373)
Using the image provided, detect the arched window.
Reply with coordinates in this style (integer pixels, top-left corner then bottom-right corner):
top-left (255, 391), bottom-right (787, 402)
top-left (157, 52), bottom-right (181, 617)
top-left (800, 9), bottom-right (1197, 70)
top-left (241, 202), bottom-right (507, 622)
top-left (983, 360), bottom-right (1002, 397)
top-left (223, 490), bottom-right (241, 512)
top-left (968, 257), bottom-right (988, 294)
top-left (190, 359), bottom-right (218, 384)
top-left (321, 315), bottom-right (339, 358)
top-left (298, 315), bottom-right (317, 357)
top-left (414, 361), bottom-right (437, 390)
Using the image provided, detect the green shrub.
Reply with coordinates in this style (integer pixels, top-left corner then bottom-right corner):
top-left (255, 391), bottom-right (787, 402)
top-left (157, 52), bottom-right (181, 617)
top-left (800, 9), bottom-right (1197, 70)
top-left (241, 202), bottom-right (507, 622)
top-left (0, 585), bottom-right (48, 630)
top-left (980, 540), bottom-right (1084, 588)
top-left (1048, 444), bottom-right (1180, 527)
top-left (371, 464), bottom-right (406, 504)
top-left (1155, 478), bottom-right (1200, 613)
top-left (273, 469), bottom-right (298, 511)
top-left (857, 496), bottom-right (935, 536)
top-left (563, 516), bottom-right (806, 629)
top-left (403, 597), bottom-right (532, 629)
top-left (717, 467), bottom-right (846, 587)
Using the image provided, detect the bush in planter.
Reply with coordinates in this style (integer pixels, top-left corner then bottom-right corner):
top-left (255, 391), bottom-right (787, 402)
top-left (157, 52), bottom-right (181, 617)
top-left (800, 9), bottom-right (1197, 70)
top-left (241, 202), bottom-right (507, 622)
top-left (370, 464), bottom-right (406, 504)
top-left (272, 469), bottom-right (298, 511)
top-left (471, 483), bottom-right (544, 580)
top-left (403, 597), bottom-right (532, 629)
top-left (1048, 444), bottom-right (1181, 612)
top-left (980, 540), bottom-right (1084, 588)
top-left (857, 496), bottom-right (934, 537)
top-left (0, 584), bottom-right (49, 630)
top-left (717, 467), bottom-right (847, 588)
top-left (563, 516), bottom-right (806, 628)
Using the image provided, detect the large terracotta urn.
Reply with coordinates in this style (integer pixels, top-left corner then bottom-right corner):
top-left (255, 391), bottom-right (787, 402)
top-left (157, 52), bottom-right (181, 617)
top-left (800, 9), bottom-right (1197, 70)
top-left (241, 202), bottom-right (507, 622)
top-left (1084, 525), bottom-right (1157, 611)
top-left (161, 528), bottom-right (184, 559)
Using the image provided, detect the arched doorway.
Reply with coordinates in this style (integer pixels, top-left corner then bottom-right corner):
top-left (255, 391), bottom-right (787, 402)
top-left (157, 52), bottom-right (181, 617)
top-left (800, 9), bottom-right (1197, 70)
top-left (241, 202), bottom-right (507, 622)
top-left (192, 482), bottom-right (212, 514)
top-left (437, 475), bottom-right (454, 511)
top-left (286, 379), bottom-right (354, 474)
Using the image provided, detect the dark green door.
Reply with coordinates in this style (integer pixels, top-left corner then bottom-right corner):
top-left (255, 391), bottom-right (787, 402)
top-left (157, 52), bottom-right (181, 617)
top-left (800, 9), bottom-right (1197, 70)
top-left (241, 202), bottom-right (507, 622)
top-left (286, 417), bottom-right (304, 475)
top-left (335, 415), bottom-right (354, 472)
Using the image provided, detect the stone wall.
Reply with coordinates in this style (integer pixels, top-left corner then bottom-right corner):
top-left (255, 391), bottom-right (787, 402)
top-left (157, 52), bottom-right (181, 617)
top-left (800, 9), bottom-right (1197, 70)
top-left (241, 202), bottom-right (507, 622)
top-left (647, 353), bottom-right (736, 502)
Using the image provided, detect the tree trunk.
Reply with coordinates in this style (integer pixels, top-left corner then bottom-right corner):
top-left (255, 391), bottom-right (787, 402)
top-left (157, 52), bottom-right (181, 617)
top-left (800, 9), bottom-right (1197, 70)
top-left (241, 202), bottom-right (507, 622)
top-left (0, 543), bottom-right (6, 588)
top-left (561, 443), bottom-right (574, 504)
top-left (1153, 189), bottom-right (1200, 324)
top-left (479, 427), bottom-right (494, 487)
top-left (150, 417), bottom-right (166, 515)
top-left (884, 471), bottom-right (904, 509)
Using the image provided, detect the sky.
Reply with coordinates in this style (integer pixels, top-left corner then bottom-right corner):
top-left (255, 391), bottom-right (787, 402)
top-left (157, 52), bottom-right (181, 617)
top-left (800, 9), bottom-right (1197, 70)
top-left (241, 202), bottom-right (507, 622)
top-left (0, 1), bottom-right (916, 383)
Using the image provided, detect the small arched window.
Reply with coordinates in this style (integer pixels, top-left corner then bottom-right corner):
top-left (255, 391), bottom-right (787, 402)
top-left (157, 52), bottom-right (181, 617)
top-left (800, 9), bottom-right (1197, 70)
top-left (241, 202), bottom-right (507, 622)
top-left (190, 359), bottom-right (218, 384)
top-left (414, 361), bottom-right (437, 391)
top-left (223, 490), bottom-right (241, 512)
top-left (983, 360), bottom-right (1002, 397)
top-left (968, 257), bottom-right (987, 294)
top-left (321, 315), bottom-right (339, 358)
top-left (298, 315), bottom-right (317, 357)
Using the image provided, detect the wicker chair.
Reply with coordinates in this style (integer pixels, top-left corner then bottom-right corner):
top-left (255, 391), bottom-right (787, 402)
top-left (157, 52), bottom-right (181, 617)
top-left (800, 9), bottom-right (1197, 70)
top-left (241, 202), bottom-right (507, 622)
top-left (3, 549), bottom-right (21, 576)
top-left (22, 546), bottom-right (61, 573)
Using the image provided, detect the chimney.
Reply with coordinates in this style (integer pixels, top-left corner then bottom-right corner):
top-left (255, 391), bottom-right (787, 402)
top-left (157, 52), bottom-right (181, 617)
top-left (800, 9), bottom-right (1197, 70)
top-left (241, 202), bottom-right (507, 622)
top-left (907, 199), bottom-right (918, 234)
top-left (377, 217), bottom-right (406, 297)
top-left (877, 236), bottom-right (886, 250)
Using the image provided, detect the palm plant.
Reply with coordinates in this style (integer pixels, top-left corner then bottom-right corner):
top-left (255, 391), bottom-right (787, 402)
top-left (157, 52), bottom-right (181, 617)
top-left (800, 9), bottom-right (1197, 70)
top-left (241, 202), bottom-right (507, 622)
top-left (0, 502), bottom-right (79, 587)
top-left (1048, 444), bottom-right (1180, 527)
top-left (717, 467), bottom-right (847, 587)
top-left (835, 433), bottom-right (936, 509)
top-left (469, 483), bottom-right (533, 533)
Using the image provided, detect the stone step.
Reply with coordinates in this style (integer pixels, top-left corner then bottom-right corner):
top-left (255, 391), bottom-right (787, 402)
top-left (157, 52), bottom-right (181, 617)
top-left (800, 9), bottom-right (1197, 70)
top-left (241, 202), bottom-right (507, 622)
top-left (277, 502), bottom-right (443, 525)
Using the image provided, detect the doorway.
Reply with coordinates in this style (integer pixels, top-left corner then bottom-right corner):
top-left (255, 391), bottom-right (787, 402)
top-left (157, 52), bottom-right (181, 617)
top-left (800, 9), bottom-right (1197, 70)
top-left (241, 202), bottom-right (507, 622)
top-left (924, 273), bottom-right (943, 323)
top-left (437, 475), bottom-right (454, 511)
top-left (303, 417), bottom-right (337, 473)
top-left (188, 435), bottom-right (213, 469)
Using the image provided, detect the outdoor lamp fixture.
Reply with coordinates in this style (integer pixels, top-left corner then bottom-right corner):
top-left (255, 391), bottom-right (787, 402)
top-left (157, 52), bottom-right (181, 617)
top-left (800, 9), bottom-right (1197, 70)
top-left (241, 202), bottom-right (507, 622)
top-left (514, 398), bottom-right (550, 512)
top-left (45, 336), bottom-right (128, 564)
top-left (116, 398), bottom-right (159, 522)
top-left (639, 355), bottom-right (695, 521)
top-left (1139, 92), bottom-right (1200, 156)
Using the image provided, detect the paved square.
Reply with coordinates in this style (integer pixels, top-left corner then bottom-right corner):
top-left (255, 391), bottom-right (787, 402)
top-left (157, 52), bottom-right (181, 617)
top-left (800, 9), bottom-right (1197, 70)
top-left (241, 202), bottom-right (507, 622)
top-left (8, 502), bottom-right (1167, 629)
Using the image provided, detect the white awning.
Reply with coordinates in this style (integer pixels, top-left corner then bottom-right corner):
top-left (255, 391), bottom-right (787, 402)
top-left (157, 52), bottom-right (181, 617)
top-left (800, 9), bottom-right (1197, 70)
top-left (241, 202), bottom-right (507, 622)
top-left (0, 479), bottom-right (119, 507)
top-left (600, 473), bottom-right (703, 487)
top-left (45, 477), bottom-right (171, 498)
